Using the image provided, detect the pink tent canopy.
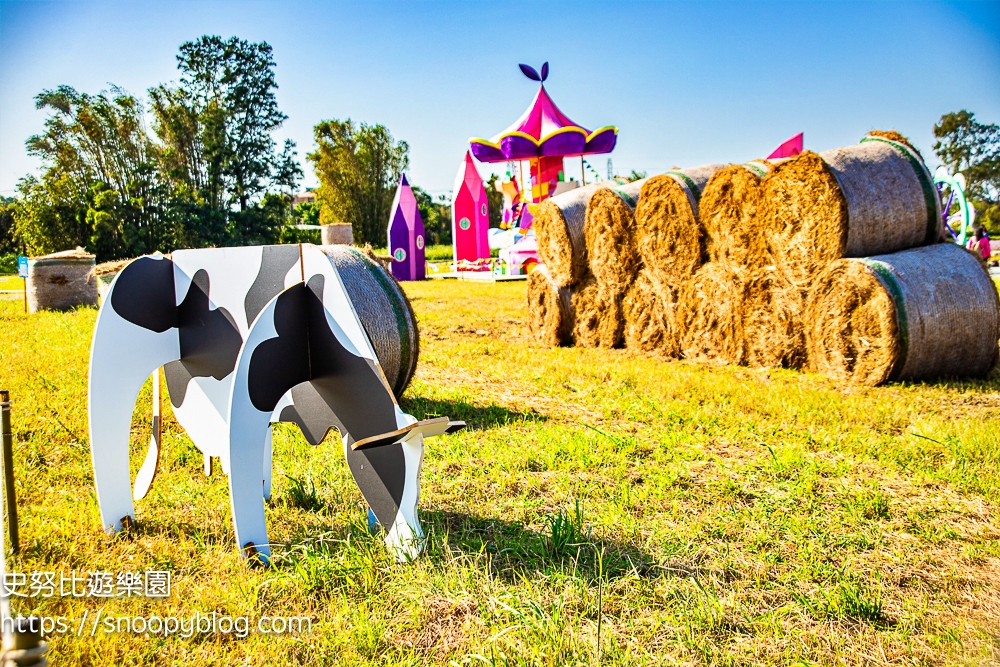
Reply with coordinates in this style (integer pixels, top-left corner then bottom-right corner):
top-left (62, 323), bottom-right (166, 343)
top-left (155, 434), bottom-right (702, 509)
top-left (469, 63), bottom-right (617, 163)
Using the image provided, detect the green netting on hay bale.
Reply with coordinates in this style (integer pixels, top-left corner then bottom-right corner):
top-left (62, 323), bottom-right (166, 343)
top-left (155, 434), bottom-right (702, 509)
top-left (762, 134), bottom-right (941, 289)
top-left (806, 243), bottom-right (998, 385)
top-left (321, 245), bottom-right (419, 398)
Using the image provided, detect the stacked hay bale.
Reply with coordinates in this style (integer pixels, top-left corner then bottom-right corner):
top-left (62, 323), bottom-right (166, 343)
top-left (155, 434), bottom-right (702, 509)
top-left (629, 164), bottom-right (729, 358)
top-left (759, 132), bottom-right (998, 384)
top-left (696, 159), bottom-right (801, 366)
top-left (806, 243), bottom-right (998, 384)
top-left (27, 247), bottom-right (98, 313)
top-left (531, 182), bottom-right (620, 347)
top-left (525, 132), bottom-right (1000, 386)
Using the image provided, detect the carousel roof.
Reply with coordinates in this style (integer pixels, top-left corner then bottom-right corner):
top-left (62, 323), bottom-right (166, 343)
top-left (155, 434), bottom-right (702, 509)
top-left (469, 63), bottom-right (617, 163)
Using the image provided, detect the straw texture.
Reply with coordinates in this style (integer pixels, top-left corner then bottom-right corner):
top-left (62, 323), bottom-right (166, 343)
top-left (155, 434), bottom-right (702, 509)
top-left (806, 243), bottom-right (998, 385)
top-left (762, 137), bottom-right (941, 288)
top-left (526, 264), bottom-right (574, 346)
top-left (622, 269), bottom-right (680, 359)
top-left (701, 161), bottom-right (780, 269)
top-left (321, 245), bottom-right (419, 398)
top-left (741, 266), bottom-right (806, 368)
top-left (572, 275), bottom-right (623, 348)
top-left (534, 183), bottom-right (607, 287)
top-left (677, 261), bottom-right (746, 364)
top-left (634, 164), bottom-right (728, 287)
top-left (584, 178), bottom-right (649, 295)
top-left (27, 247), bottom-right (97, 313)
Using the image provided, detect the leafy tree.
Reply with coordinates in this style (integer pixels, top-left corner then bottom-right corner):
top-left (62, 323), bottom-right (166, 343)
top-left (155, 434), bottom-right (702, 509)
top-left (484, 174), bottom-right (504, 228)
top-left (279, 201), bottom-right (322, 244)
top-left (14, 86), bottom-right (169, 259)
top-left (0, 197), bottom-right (17, 256)
top-left (12, 174), bottom-right (91, 256)
top-left (412, 186), bottom-right (451, 246)
top-left (166, 35), bottom-right (291, 212)
top-left (933, 110), bottom-right (1000, 232)
top-left (10, 35), bottom-right (300, 260)
top-left (149, 35), bottom-right (300, 248)
top-left (308, 119), bottom-right (409, 246)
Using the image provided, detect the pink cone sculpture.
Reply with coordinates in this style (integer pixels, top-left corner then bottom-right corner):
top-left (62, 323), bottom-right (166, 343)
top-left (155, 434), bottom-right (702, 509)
top-left (452, 151), bottom-right (490, 264)
top-left (387, 174), bottom-right (425, 281)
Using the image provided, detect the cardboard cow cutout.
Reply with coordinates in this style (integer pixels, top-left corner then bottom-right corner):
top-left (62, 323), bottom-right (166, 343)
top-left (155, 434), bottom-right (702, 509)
top-left (89, 244), bottom-right (462, 563)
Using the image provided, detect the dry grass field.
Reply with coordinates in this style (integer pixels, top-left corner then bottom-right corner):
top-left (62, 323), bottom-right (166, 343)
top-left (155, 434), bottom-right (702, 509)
top-left (0, 278), bottom-right (998, 665)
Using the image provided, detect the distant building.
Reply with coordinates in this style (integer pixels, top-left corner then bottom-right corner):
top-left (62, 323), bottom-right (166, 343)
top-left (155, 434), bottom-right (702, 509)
top-left (292, 189), bottom-right (316, 205)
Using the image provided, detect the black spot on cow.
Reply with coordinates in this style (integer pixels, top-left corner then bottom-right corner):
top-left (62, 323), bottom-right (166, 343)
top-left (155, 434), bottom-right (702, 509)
top-left (302, 274), bottom-right (398, 441)
top-left (161, 270), bottom-right (242, 407)
top-left (163, 361), bottom-right (193, 408)
top-left (110, 256), bottom-right (176, 332)
top-left (345, 435), bottom-right (406, 529)
top-left (249, 276), bottom-right (403, 527)
top-left (244, 245), bottom-right (301, 327)
top-left (247, 285), bottom-right (310, 413)
top-left (277, 382), bottom-right (405, 530)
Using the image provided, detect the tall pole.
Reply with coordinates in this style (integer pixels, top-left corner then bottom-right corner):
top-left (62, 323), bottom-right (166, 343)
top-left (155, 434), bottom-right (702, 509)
top-left (581, 156), bottom-right (586, 186)
top-left (0, 391), bottom-right (18, 554)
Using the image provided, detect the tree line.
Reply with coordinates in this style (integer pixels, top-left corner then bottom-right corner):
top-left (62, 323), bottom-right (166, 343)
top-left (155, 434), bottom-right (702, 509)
top-left (933, 111), bottom-right (1000, 232)
top-left (3, 35), bottom-right (994, 268)
top-left (0, 35), bottom-right (455, 266)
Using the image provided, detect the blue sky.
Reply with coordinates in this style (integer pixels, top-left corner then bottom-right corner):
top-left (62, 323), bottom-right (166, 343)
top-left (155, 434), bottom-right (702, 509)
top-left (1, 0), bottom-right (998, 199)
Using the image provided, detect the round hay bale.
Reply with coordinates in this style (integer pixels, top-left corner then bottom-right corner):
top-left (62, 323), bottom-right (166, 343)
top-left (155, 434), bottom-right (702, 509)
top-left (805, 243), bottom-right (999, 385)
top-left (584, 178), bottom-right (650, 295)
top-left (622, 269), bottom-right (681, 359)
top-left (92, 257), bottom-right (139, 305)
top-left (321, 245), bottom-right (419, 398)
top-left (634, 164), bottom-right (729, 287)
top-left (526, 264), bottom-right (574, 346)
top-left (27, 247), bottom-right (97, 313)
top-left (534, 183), bottom-right (607, 287)
top-left (741, 266), bottom-right (806, 369)
top-left (677, 261), bottom-right (746, 364)
top-left (762, 135), bottom-right (941, 289)
top-left (865, 130), bottom-right (923, 160)
top-left (701, 160), bottom-right (783, 269)
top-left (572, 275), bottom-right (623, 348)
top-left (321, 223), bottom-right (353, 245)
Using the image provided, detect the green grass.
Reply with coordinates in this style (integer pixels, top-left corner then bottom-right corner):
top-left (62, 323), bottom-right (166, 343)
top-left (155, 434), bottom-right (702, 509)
top-left (1, 281), bottom-right (999, 664)
top-left (372, 244), bottom-right (454, 262)
top-left (0, 274), bottom-right (24, 291)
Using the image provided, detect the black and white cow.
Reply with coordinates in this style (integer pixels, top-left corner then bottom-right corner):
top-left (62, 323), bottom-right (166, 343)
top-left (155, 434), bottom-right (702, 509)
top-left (89, 244), bottom-right (461, 563)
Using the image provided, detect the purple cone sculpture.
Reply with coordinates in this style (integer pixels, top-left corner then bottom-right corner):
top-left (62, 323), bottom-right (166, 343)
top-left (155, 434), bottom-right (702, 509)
top-left (387, 174), bottom-right (426, 281)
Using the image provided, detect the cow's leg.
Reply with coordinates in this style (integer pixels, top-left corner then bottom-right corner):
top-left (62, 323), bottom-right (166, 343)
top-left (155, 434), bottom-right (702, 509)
top-left (263, 428), bottom-right (273, 502)
top-left (90, 289), bottom-right (179, 533)
top-left (226, 286), bottom-right (310, 564)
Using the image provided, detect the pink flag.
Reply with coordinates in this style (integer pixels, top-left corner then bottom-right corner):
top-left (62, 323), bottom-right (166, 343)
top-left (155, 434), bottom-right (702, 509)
top-left (767, 133), bottom-right (803, 159)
